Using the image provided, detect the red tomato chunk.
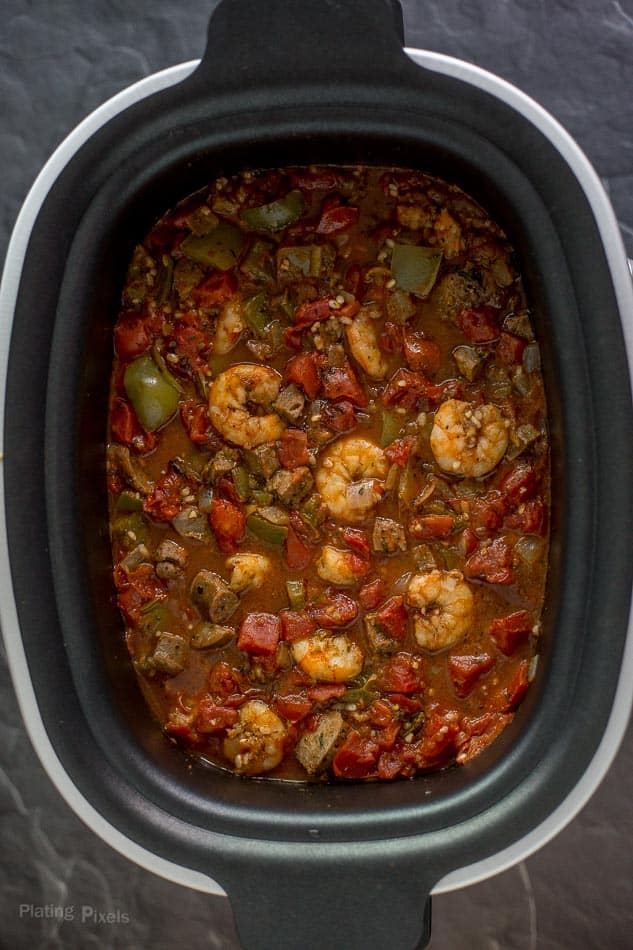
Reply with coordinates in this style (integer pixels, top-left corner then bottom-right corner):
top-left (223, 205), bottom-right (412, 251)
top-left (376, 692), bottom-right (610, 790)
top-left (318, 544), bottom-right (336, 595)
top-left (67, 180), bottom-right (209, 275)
top-left (238, 613), bottom-right (281, 656)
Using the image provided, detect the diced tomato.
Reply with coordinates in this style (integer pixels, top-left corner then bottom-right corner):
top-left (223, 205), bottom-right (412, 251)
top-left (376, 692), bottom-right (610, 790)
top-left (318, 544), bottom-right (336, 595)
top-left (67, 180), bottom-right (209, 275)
top-left (376, 654), bottom-right (420, 695)
top-left (217, 476), bottom-right (241, 505)
top-left (465, 537), bottom-right (514, 585)
top-left (376, 722), bottom-right (401, 751)
top-left (470, 494), bottom-right (506, 535)
top-left (280, 609), bottom-right (317, 643)
top-left (496, 331), bottom-right (526, 366)
top-left (500, 462), bottom-right (538, 509)
top-left (403, 331), bottom-right (441, 376)
top-left (344, 263), bottom-right (363, 297)
top-left (114, 312), bottom-right (152, 360)
top-left (196, 700), bottom-right (239, 734)
top-left (321, 360), bottom-right (368, 407)
top-left (284, 523), bottom-right (313, 570)
top-left (375, 596), bottom-right (408, 640)
top-left (457, 527), bottom-right (479, 557)
top-left (338, 298), bottom-right (361, 319)
top-left (144, 223), bottom-right (185, 253)
top-left (208, 661), bottom-right (246, 701)
top-left (321, 399), bottom-right (356, 432)
top-left (492, 660), bottom-right (530, 712)
top-left (456, 711), bottom-right (512, 764)
top-left (505, 498), bottom-right (546, 535)
top-left (310, 590), bottom-right (359, 627)
top-left (489, 610), bottom-right (532, 655)
top-left (111, 397), bottom-right (139, 445)
top-left (448, 653), bottom-right (495, 698)
top-left (381, 368), bottom-right (443, 410)
top-left (388, 693), bottom-right (422, 713)
top-left (333, 731), bottom-right (380, 779)
top-left (180, 399), bottom-right (216, 447)
top-left (285, 352), bottom-right (324, 399)
top-left (114, 564), bottom-right (166, 624)
top-left (359, 577), bottom-right (387, 610)
top-left (456, 306), bottom-right (500, 343)
top-left (173, 312), bottom-right (210, 373)
top-left (209, 497), bottom-right (245, 554)
top-left (409, 514), bottom-right (455, 540)
top-left (191, 269), bottom-right (238, 307)
top-left (379, 322), bottom-right (403, 354)
top-left (342, 528), bottom-right (370, 558)
top-left (317, 203), bottom-right (359, 235)
top-left (279, 429), bottom-right (309, 470)
top-left (283, 325), bottom-right (304, 350)
top-left (420, 710), bottom-right (460, 762)
top-left (143, 465), bottom-right (187, 521)
top-left (306, 683), bottom-right (346, 702)
top-left (290, 169), bottom-right (344, 191)
top-left (294, 297), bottom-right (332, 329)
top-left (369, 699), bottom-right (394, 728)
top-left (276, 695), bottom-right (313, 723)
top-left (237, 612), bottom-right (281, 656)
top-left (164, 711), bottom-right (200, 745)
top-left (384, 436), bottom-right (415, 467)
top-left (378, 747), bottom-right (406, 780)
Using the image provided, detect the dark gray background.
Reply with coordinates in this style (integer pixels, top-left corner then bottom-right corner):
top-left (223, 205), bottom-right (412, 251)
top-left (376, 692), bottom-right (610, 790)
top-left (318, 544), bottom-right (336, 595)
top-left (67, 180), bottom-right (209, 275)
top-left (1, 1), bottom-right (632, 947)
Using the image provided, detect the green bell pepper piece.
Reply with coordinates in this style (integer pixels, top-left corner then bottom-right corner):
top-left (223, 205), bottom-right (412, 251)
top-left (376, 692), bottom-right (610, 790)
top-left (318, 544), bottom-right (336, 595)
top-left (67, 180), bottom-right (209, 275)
top-left (241, 190), bottom-right (306, 232)
top-left (286, 579), bottom-right (307, 610)
top-left (380, 409), bottom-right (403, 447)
top-left (156, 254), bottom-right (174, 306)
top-left (181, 222), bottom-right (245, 270)
top-left (124, 354), bottom-right (180, 431)
top-left (241, 238), bottom-right (275, 281)
top-left (391, 244), bottom-right (443, 297)
top-left (116, 491), bottom-right (143, 512)
top-left (244, 293), bottom-right (270, 336)
top-left (246, 512), bottom-right (288, 545)
top-left (232, 465), bottom-right (251, 502)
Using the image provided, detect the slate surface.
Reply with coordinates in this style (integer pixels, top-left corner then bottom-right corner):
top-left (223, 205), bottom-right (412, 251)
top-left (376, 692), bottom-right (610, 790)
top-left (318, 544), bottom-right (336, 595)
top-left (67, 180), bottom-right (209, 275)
top-left (1, 1), bottom-right (632, 948)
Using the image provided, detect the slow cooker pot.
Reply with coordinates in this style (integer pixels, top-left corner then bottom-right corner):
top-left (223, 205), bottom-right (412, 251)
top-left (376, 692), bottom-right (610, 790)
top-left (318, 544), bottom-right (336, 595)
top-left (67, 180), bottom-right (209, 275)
top-left (2, 1), bottom-right (633, 947)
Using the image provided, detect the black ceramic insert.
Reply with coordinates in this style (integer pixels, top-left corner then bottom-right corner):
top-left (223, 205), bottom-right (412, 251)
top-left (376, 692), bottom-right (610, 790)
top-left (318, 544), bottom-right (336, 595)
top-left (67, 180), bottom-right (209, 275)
top-left (4, 1), bottom-right (633, 948)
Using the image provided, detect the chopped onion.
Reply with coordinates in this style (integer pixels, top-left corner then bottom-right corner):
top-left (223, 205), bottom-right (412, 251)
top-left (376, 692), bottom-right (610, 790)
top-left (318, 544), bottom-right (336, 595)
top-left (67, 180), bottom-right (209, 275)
top-left (514, 535), bottom-right (545, 564)
top-left (523, 342), bottom-right (541, 373)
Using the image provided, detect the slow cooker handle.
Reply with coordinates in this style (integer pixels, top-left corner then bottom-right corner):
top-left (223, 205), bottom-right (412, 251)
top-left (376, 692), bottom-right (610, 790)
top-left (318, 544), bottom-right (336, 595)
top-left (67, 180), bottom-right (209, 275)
top-left (220, 851), bottom-right (433, 950)
top-left (194, 0), bottom-right (415, 92)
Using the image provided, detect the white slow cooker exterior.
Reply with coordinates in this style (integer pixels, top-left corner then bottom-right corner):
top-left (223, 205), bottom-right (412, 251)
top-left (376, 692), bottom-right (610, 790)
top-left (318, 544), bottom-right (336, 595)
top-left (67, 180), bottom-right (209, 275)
top-left (1, 48), bottom-right (632, 899)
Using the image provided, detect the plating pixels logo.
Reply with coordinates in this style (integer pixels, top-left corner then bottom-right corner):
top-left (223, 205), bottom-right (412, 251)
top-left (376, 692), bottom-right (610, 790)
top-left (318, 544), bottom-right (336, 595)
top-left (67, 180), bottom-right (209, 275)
top-left (19, 904), bottom-right (131, 924)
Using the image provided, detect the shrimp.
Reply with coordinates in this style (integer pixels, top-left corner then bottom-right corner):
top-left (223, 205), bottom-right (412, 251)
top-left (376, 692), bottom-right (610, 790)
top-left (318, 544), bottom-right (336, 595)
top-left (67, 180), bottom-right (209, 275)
top-left (292, 631), bottom-right (364, 682)
top-left (346, 308), bottom-right (391, 379)
top-left (430, 399), bottom-right (508, 477)
top-left (315, 436), bottom-right (388, 524)
top-left (406, 570), bottom-right (474, 651)
top-left (226, 553), bottom-right (271, 593)
top-left (222, 699), bottom-right (287, 775)
top-left (316, 545), bottom-right (370, 586)
top-left (209, 364), bottom-right (286, 449)
top-left (214, 297), bottom-right (245, 356)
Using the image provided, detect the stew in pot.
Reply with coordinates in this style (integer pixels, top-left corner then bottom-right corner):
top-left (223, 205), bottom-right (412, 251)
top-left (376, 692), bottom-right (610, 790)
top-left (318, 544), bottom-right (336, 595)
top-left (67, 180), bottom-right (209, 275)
top-left (107, 166), bottom-right (549, 781)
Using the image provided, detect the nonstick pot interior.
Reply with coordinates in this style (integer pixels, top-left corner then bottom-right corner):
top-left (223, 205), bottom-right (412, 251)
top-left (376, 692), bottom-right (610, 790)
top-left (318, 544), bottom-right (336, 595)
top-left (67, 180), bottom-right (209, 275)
top-left (4, 2), bottom-right (633, 948)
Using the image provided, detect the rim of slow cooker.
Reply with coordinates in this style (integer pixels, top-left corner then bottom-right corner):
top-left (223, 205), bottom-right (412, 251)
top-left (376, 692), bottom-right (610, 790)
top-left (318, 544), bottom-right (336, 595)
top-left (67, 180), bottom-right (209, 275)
top-left (1, 50), bottom-right (632, 898)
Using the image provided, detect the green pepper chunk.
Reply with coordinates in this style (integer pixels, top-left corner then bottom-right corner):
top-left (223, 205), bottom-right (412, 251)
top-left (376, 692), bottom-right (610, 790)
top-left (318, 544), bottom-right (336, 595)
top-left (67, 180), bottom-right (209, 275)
top-left (124, 354), bottom-right (180, 431)
top-left (286, 579), bottom-right (307, 610)
top-left (246, 512), bottom-right (288, 545)
top-left (341, 687), bottom-right (380, 706)
top-left (181, 222), bottom-right (245, 270)
top-left (391, 244), bottom-right (443, 297)
top-left (116, 491), bottom-right (143, 512)
top-left (380, 409), bottom-right (403, 447)
top-left (241, 190), bottom-right (306, 232)
top-left (250, 489), bottom-right (274, 507)
top-left (232, 466), bottom-right (251, 502)
top-left (241, 238), bottom-right (275, 282)
top-left (244, 293), bottom-right (270, 336)
top-left (156, 254), bottom-right (173, 306)
top-left (112, 511), bottom-right (149, 549)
